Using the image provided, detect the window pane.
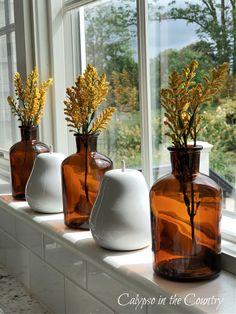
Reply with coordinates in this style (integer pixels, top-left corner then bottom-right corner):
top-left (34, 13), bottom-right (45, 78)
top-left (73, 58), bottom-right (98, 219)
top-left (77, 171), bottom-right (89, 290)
top-left (0, 0), bottom-right (14, 27)
top-left (9, 0), bottom-right (14, 24)
top-left (0, 0), bottom-right (6, 28)
top-left (0, 0), bottom-right (16, 152)
top-left (64, 0), bottom-right (140, 169)
top-left (148, 0), bottom-right (235, 214)
top-left (0, 31), bottom-right (16, 150)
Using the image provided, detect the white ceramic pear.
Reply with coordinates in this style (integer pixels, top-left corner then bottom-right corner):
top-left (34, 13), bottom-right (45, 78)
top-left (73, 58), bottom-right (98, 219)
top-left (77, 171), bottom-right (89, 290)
top-left (25, 150), bottom-right (66, 213)
top-left (89, 163), bottom-right (151, 251)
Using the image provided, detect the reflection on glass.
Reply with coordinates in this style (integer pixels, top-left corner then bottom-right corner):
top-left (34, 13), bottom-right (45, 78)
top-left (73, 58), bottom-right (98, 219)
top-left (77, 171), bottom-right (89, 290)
top-left (10, 31), bottom-right (16, 73)
top-left (148, 0), bottom-right (235, 214)
top-left (0, 0), bottom-right (14, 27)
top-left (0, 0), bottom-right (6, 28)
top-left (65, 0), bottom-right (140, 169)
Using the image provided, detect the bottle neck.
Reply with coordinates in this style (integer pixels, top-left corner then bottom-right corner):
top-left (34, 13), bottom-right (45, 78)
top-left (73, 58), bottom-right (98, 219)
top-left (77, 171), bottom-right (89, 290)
top-left (20, 126), bottom-right (38, 141)
top-left (169, 146), bottom-right (202, 178)
top-left (75, 134), bottom-right (98, 153)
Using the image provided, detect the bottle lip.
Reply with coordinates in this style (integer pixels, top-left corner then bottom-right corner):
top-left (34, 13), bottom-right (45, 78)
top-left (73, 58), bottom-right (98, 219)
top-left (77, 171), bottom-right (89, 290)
top-left (19, 125), bottom-right (38, 129)
top-left (168, 145), bottom-right (203, 152)
top-left (74, 133), bottom-right (99, 138)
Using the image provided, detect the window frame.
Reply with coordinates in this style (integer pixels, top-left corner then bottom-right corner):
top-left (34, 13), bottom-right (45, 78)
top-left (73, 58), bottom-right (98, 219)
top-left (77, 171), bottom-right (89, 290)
top-left (0, 0), bottom-right (17, 167)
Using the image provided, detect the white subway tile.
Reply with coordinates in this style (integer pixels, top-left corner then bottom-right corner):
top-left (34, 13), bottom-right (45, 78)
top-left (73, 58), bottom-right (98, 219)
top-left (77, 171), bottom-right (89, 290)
top-left (5, 234), bottom-right (30, 288)
top-left (29, 252), bottom-right (65, 313)
top-left (15, 218), bottom-right (43, 257)
top-left (0, 229), bottom-right (6, 265)
top-left (87, 263), bottom-right (146, 313)
top-left (0, 207), bottom-right (15, 236)
top-left (65, 278), bottom-right (114, 314)
top-left (44, 236), bottom-right (86, 288)
top-left (147, 302), bottom-right (191, 314)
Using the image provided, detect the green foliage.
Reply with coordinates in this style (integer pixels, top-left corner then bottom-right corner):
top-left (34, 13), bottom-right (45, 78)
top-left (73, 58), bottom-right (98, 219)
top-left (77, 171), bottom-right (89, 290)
top-left (84, 1), bottom-right (138, 112)
top-left (159, 0), bottom-right (236, 74)
top-left (201, 99), bottom-right (236, 184)
top-left (153, 43), bottom-right (215, 82)
top-left (150, 43), bottom-right (216, 109)
top-left (112, 120), bottom-right (141, 168)
top-left (152, 111), bottom-right (163, 148)
top-left (84, 1), bottom-right (137, 78)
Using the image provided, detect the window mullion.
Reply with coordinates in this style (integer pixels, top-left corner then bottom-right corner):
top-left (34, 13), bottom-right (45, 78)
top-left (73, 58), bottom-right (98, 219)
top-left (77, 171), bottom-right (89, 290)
top-left (137, 0), bottom-right (153, 188)
top-left (32, 0), bottom-right (54, 147)
top-left (78, 6), bottom-right (86, 73)
top-left (13, 0), bottom-right (35, 146)
top-left (14, 0), bottom-right (34, 81)
top-left (5, 0), bottom-right (17, 144)
top-left (47, 0), bottom-right (69, 154)
top-left (5, 0), bottom-right (13, 91)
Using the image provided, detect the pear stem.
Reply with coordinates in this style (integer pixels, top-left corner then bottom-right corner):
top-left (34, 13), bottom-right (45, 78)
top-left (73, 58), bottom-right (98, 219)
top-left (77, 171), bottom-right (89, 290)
top-left (121, 160), bottom-right (125, 172)
top-left (49, 145), bottom-right (53, 154)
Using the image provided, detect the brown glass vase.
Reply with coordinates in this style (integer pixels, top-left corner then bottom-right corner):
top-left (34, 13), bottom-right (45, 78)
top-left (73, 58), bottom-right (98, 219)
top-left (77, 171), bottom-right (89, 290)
top-left (9, 126), bottom-right (49, 200)
top-left (61, 133), bottom-right (113, 229)
top-left (150, 145), bottom-right (222, 281)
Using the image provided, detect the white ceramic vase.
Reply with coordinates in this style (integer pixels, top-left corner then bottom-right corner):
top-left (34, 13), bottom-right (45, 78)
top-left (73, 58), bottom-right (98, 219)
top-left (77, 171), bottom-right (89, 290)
top-left (89, 167), bottom-right (151, 251)
top-left (25, 152), bottom-right (65, 213)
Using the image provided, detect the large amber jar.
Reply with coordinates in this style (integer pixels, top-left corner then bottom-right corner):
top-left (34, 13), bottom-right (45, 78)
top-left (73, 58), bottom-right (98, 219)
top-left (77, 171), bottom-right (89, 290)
top-left (61, 134), bottom-right (113, 229)
top-left (10, 126), bottom-right (49, 200)
top-left (150, 145), bottom-right (222, 281)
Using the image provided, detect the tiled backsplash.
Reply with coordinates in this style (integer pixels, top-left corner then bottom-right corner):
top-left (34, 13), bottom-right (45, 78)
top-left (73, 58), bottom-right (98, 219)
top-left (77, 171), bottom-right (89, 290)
top-left (0, 200), bottom-right (148, 314)
top-left (0, 211), bottom-right (116, 313)
top-left (0, 192), bottom-right (235, 314)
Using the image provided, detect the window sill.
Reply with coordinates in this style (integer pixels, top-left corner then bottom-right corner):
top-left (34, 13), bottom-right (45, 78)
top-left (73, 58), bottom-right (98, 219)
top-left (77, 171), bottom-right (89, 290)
top-left (0, 184), bottom-right (235, 314)
top-left (222, 215), bottom-right (236, 244)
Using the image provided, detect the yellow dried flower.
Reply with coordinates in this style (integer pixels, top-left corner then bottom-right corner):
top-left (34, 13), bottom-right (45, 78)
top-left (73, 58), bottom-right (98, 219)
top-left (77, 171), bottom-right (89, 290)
top-left (161, 60), bottom-right (228, 147)
top-left (7, 68), bottom-right (53, 126)
top-left (64, 64), bottom-right (116, 134)
top-left (91, 107), bottom-right (117, 133)
top-left (14, 72), bottom-right (25, 100)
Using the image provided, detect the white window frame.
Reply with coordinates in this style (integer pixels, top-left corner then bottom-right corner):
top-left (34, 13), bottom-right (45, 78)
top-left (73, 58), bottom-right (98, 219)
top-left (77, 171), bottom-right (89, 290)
top-left (0, 0), bottom-right (17, 180)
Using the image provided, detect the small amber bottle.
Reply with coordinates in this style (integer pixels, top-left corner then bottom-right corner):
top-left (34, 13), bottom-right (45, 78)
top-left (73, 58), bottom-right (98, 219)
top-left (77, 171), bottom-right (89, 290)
top-left (61, 134), bottom-right (113, 229)
top-left (10, 126), bottom-right (49, 200)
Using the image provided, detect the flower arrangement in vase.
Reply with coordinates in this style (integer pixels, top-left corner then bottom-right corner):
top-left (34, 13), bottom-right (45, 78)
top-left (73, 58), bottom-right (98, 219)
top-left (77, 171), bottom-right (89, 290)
top-left (62, 64), bottom-right (116, 229)
top-left (150, 60), bottom-right (228, 281)
top-left (7, 68), bottom-right (53, 199)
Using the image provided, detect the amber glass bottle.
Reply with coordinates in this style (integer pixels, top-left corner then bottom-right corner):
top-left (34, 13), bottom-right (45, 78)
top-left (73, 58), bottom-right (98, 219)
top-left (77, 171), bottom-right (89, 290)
top-left (61, 134), bottom-right (113, 229)
top-left (10, 126), bottom-right (49, 200)
top-left (150, 145), bottom-right (222, 281)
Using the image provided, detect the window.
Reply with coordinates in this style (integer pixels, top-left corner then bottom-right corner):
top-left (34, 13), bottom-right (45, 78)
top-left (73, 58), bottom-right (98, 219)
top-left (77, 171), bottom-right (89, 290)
top-left (0, 0), bottom-right (16, 153)
top-left (62, 0), bottom-right (235, 217)
top-left (147, 0), bottom-right (236, 218)
top-left (0, 0), bottom-right (235, 243)
top-left (64, 0), bottom-right (141, 169)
